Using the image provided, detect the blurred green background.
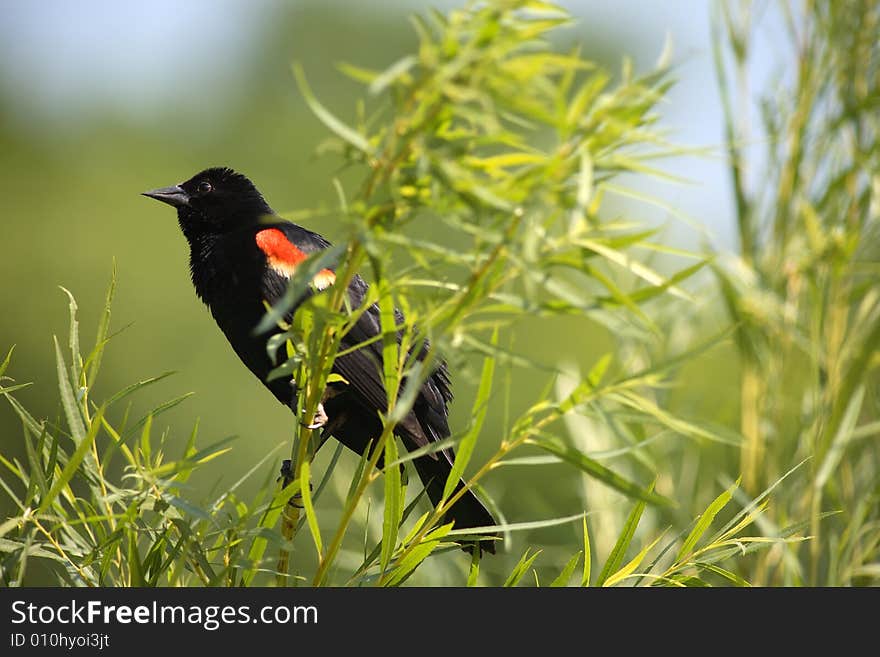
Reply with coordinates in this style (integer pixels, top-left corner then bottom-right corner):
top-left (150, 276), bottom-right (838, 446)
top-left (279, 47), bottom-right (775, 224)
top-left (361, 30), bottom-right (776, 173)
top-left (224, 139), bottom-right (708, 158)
top-left (0, 1), bottom-right (751, 583)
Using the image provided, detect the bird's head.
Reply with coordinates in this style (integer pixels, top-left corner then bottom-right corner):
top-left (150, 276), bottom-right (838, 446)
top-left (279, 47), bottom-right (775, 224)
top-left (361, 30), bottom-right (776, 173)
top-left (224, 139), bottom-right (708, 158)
top-left (143, 167), bottom-right (273, 237)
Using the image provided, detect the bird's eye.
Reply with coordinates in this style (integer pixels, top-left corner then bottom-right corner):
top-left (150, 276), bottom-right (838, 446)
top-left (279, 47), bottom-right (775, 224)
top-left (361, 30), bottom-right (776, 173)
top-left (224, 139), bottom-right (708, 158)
top-left (197, 181), bottom-right (213, 194)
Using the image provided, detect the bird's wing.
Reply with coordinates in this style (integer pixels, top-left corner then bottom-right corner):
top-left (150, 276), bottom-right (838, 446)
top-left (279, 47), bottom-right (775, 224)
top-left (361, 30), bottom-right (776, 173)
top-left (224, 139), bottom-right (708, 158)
top-left (256, 222), bottom-right (445, 452)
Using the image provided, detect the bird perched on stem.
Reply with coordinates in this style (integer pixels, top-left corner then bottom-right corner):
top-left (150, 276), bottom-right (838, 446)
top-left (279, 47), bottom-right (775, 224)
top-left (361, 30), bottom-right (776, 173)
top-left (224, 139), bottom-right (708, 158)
top-left (143, 166), bottom-right (496, 554)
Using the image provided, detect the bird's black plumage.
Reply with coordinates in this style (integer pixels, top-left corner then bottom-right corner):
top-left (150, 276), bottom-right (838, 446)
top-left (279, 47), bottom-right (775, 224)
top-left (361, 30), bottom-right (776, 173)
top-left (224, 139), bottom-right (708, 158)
top-left (143, 167), bottom-right (496, 554)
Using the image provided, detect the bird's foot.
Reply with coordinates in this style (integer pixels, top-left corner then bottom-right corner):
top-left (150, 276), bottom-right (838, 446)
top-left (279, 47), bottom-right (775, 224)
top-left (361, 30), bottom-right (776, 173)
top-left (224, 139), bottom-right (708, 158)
top-left (305, 402), bottom-right (328, 430)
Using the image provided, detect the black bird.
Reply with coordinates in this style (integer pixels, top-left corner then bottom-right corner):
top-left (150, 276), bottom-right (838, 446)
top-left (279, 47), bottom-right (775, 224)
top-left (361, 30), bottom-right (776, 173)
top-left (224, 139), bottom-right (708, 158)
top-left (143, 167), bottom-right (496, 554)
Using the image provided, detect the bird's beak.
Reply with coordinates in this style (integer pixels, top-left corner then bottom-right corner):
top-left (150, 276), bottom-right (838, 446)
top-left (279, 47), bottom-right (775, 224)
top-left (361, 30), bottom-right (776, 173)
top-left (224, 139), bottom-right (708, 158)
top-left (142, 185), bottom-right (190, 207)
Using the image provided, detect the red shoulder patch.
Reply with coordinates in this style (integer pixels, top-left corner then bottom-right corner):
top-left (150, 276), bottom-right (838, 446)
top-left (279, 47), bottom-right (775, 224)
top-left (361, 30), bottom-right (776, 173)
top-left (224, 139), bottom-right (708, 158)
top-left (255, 228), bottom-right (308, 267)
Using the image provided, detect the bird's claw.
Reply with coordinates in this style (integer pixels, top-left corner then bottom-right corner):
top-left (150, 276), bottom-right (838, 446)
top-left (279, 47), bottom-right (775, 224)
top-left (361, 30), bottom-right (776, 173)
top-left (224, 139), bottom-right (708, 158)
top-left (305, 402), bottom-right (328, 430)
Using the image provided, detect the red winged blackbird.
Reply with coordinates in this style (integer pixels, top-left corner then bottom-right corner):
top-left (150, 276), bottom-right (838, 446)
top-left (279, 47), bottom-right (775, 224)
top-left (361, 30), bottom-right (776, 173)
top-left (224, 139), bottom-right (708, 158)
top-left (143, 167), bottom-right (496, 554)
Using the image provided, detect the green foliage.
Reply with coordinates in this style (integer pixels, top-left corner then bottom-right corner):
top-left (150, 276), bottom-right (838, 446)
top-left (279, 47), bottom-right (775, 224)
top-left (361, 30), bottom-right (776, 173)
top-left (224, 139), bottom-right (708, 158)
top-left (712, 0), bottom-right (880, 585)
top-left (0, 274), bottom-right (300, 586)
top-left (264, 0), bottom-right (746, 585)
top-left (3, 0), bottom-right (854, 588)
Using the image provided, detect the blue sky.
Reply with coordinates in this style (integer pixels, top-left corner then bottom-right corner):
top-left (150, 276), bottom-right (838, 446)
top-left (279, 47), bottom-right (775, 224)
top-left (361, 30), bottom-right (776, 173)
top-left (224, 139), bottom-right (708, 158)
top-left (0, 1), bottom-right (784, 251)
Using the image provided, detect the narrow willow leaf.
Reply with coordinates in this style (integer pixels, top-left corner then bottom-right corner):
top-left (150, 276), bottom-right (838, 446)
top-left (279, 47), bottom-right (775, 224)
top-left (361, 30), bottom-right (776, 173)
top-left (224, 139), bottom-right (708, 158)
top-left (582, 515), bottom-right (592, 586)
top-left (151, 436), bottom-right (236, 478)
top-left (54, 336), bottom-right (85, 442)
top-left (300, 461), bottom-right (322, 559)
top-left (570, 146), bottom-right (593, 232)
top-left (527, 436), bottom-right (673, 507)
top-left (293, 63), bottom-right (371, 154)
top-left (0, 383), bottom-right (32, 396)
top-left (59, 287), bottom-right (82, 384)
top-left (467, 548), bottom-right (481, 587)
top-left (550, 551), bottom-right (581, 587)
top-left (378, 283), bottom-right (401, 408)
top-left (443, 329), bottom-right (496, 500)
top-left (596, 492), bottom-right (649, 586)
top-left (815, 386), bottom-right (864, 489)
top-left (0, 516), bottom-right (21, 539)
top-left (387, 360), bottom-right (424, 426)
top-left (127, 531), bottom-right (145, 587)
top-left (105, 372), bottom-right (175, 407)
top-left (603, 533), bottom-right (663, 587)
top-left (0, 345), bottom-right (14, 378)
top-left (36, 404), bottom-right (105, 514)
top-left (445, 512), bottom-right (584, 537)
top-left (384, 524), bottom-right (453, 587)
top-left (346, 442), bottom-right (373, 505)
top-left (587, 353), bottom-right (613, 386)
top-left (336, 61), bottom-right (379, 84)
top-left (577, 238), bottom-right (692, 301)
top-left (676, 479), bottom-right (739, 561)
top-left (383, 435), bottom-right (460, 469)
top-left (22, 424), bottom-right (48, 506)
top-left (699, 562), bottom-right (751, 586)
top-left (369, 55), bottom-right (416, 95)
top-left (124, 393), bottom-right (194, 439)
top-left (381, 435), bottom-right (402, 572)
top-left (140, 414), bottom-right (152, 465)
top-left (86, 263), bottom-right (116, 389)
top-left (714, 459), bottom-right (807, 540)
top-left (504, 548), bottom-right (542, 587)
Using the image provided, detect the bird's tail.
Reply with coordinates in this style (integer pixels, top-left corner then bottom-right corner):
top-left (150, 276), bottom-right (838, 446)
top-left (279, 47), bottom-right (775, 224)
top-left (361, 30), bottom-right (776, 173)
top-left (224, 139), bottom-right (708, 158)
top-left (411, 454), bottom-right (498, 555)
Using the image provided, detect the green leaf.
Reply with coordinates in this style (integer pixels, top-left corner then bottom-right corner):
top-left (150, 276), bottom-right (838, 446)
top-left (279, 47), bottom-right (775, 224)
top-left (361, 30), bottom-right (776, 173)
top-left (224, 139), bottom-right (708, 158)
top-left (504, 548), bottom-right (542, 587)
top-left (443, 329), bottom-right (496, 500)
top-left (368, 55), bottom-right (416, 95)
top-left (300, 460), bottom-right (322, 559)
top-left (336, 61), bottom-right (379, 84)
top-left (676, 479), bottom-right (738, 561)
top-left (445, 512), bottom-right (583, 537)
top-left (140, 414), bottom-right (153, 465)
top-left (596, 492), bottom-right (649, 586)
top-left (384, 524), bottom-right (453, 586)
top-left (550, 551), bottom-right (581, 587)
top-left (37, 404), bottom-right (105, 514)
top-left (467, 548), bottom-right (481, 587)
top-left (815, 386), bottom-right (864, 489)
top-left (59, 287), bottom-right (82, 384)
top-left (293, 63), bottom-right (372, 154)
top-left (85, 262), bottom-right (116, 389)
top-left (378, 283), bottom-right (401, 407)
top-left (603, 533), bottom-right (663, 587)
top-left (528, 436), bottom-right (674, 507)
top-left (380, 435), bottom-right (403, 572)
top-left (582, 515), bottom-right (592, 586)
top-left (699, 562), bottom-right (751, 587)
top-left (105, 372), bottom-right (175, 407)
top-left (124, 393), bottom-right (194, 439)
top-left (54, 336), bottom-right (85, 443)
top-left (577, 238), bottom-right (693, 301)
top-left (0, 345), bottom-right (14, 378)
top-left (128, 530), bottom-right (145, 587)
